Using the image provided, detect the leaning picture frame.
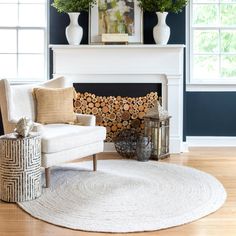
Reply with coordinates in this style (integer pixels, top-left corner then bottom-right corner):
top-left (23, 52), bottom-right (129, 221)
top-left (89, 0), bottom-right (143, 44)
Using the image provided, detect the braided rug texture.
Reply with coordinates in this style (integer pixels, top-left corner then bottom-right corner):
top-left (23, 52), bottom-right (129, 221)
top-left (18, 160), bottom-right (226, 233)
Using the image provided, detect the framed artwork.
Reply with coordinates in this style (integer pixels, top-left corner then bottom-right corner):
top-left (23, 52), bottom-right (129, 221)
top-left (89, 0), bottom-right (143, 44)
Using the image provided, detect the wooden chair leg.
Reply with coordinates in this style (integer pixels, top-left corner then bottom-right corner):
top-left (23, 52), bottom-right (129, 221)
top-left (93, 154), bottom-right (97, 171)
top-left (45, 167), bottom-right (51, 188)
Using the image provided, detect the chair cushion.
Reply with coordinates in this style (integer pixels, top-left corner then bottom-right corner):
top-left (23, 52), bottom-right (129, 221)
top-left (41, 124), bottom-right (106, 153)
top-left (33, 87), bottom-right (76, 124)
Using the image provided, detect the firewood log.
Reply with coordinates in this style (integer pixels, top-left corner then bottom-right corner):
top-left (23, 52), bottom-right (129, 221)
top-left (138, 105), bottom-right (144, 111)
top-left (88, 102), bottom-right (94, 108)
top-left (123, 121), bottom-right (128, 126)
top-left (123, 104), bottom-right (129, 111)
top-left (95, 102), bottom-right (100, 108)
top-left (111, 125), bottom-right (117, 132)
top-left (92, 107), bottom-right (98, 115)
top-left (132, 113), bottom-right (138, 119)
top-left (117, 123), bottom-right (122, 128)
top-left (138, 112), bottom-right (145, 119)
top-left (109, 113), bottom-right (116, 121)
top-left (82, 100), bottom-right (87, 106)
top-left (121, 111), bottom-right (130, 121)
top-left (96, 115), bottom-right (103, 124)
top-left (102, 106), bottom-right (109, 113)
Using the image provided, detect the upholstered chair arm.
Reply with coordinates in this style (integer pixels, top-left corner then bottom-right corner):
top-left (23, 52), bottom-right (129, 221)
top-left (76, 114), bottom-right (96, 126)
top-left (32, 122), bottom-right (45, 133)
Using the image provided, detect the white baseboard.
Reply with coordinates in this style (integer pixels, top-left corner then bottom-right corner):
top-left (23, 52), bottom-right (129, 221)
top-left (186, 136), bottom-right (236, 147)
top-left (182, 142), bottom-right (189, 152)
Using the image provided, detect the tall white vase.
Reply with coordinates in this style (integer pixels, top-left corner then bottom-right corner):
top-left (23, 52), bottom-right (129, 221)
top-left (153, 12), bottom-right (170, 45)
top-left (66, 12), bottom-right (83, 45)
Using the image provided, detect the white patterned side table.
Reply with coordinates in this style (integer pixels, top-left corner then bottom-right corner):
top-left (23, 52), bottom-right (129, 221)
top-left (0, 133), bottom-right (41, 202)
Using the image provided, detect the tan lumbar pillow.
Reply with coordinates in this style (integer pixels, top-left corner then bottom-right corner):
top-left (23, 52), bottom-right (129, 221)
top-left (33, 87), bottom-right (76, 124)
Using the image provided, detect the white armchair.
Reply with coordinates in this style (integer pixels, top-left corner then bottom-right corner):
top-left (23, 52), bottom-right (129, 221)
top-left (0, 77), bottom-right (106, 188)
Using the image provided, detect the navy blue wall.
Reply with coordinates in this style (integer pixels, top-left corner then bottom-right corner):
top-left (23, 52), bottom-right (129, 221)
top-left (186, 92), bottom-right (236, 136)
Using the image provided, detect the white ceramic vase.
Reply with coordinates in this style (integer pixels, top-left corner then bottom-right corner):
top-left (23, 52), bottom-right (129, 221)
top-left (66, 12), bottom-right (83, 45)
top-left (153, 12), bottom-right (170, 45)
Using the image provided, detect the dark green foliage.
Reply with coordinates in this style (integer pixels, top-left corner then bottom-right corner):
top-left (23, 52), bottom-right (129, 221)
top-left (52, 0), bottom-right (96, 13)
top-left (137, 0), bottom-right (188, 13)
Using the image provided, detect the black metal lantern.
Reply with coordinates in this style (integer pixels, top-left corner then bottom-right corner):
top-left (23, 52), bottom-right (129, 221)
top-left (144, 115), bottom-right (171, 160)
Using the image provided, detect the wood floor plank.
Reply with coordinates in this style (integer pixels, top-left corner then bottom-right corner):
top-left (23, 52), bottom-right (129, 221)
top-left (0, 148), bottom-right (236, 236)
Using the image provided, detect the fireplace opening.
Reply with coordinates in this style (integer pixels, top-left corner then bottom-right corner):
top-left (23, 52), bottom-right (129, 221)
top-left (73, 83), bottom-right (161, 142)
top-left (73, 83), bottom-right (162, 97)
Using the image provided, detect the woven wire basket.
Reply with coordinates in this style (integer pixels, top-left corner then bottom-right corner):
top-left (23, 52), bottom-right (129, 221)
top-left (113, 128), bottom-right (139, 159)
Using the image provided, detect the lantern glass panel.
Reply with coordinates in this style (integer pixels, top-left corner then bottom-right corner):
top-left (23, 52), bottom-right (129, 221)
top-left (144, 116), bottom-right (171, 160)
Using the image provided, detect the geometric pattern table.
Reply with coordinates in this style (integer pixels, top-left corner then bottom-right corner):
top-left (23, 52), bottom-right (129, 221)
top-left (0, 133), bottom-right (41, 202)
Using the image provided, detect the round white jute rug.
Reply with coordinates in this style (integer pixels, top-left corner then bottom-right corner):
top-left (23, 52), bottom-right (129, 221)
top-left (18, 160), bottom-right (226, 233)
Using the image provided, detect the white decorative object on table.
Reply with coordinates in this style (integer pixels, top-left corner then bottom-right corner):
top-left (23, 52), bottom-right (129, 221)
top-left (66, 12), bottom-right (83, 45)
top-left (153, 12), bottom-right (170, 45)
top-left (0, 133), bottom-right (41, 202)
top-left (14, 117), bottom-right (34, 138)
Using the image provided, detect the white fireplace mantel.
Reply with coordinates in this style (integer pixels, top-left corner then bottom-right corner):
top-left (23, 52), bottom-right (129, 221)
top-left (50, 44), bottom-right (186, 153)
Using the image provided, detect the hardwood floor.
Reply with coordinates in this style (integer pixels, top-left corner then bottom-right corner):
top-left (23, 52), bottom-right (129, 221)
top-left (1, 148), bottom-right (236, 236)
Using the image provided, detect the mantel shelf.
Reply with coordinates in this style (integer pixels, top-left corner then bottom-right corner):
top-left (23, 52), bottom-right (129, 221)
top-left (49, 44), bottom-right (185, 50)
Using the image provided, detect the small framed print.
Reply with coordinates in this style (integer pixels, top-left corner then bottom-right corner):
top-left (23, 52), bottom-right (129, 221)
top-left (89, 0), bottom-right (143, 44)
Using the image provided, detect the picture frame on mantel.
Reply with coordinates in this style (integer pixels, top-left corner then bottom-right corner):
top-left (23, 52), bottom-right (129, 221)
top-left (89, 0), bottom-right (143, 44)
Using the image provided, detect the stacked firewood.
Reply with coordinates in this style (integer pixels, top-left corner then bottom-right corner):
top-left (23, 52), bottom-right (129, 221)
top-left (74, 92), bottom-right (158, 142)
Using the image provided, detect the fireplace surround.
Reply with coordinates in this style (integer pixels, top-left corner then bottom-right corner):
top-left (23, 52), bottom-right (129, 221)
top-left (50, 44), bottom-right (185, 153)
